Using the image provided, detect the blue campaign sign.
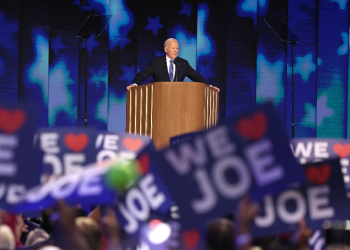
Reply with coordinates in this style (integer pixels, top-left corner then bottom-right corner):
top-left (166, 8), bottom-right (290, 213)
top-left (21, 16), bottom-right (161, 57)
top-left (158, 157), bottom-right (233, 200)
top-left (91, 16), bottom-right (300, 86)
top-left (0, 103), bottom-right (39, 209)
top-left (95, 131), bottom-right (151, 163)
top-left (250, 158), bottom-right (350, 239)
top-left (34, 127), bottom-right (98, 183)
top-left (13, 160), bottom-right (118, 214)
top-left (291, 138), bottom-right (350, 190)
top-left (114, 142), bottom-right (174, 241)
top-left (155, 103), bottom-right (305, 229)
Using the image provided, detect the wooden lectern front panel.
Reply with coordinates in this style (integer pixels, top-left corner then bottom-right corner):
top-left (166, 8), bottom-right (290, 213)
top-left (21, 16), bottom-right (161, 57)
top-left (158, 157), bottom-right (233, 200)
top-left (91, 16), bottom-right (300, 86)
top-left (126, 84), bottom-right (154, 137)
top-left (126, 82), bottom-right (219, 150)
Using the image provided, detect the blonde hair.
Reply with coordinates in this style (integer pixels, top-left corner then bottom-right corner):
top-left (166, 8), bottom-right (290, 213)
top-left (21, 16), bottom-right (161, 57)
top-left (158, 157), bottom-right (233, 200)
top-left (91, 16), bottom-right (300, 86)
top-left (25, 228), bottom-right (50, 246)
top-left (75, 217), bottom-right (102, 250)
top-left (0, 225), bottom-right (15, 250)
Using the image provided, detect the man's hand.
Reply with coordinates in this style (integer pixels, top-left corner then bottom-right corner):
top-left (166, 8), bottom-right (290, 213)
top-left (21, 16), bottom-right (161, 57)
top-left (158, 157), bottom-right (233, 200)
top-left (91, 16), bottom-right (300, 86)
top-left (211, 86), bottom-right (220, 92)
top-left (126, 84), bottom-right (137, 91)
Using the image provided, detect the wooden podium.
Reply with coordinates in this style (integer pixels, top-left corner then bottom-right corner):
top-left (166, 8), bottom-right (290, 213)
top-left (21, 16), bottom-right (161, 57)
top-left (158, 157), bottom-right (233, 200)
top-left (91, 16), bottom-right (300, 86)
top-left (126, 82), bottom-right (219, 150)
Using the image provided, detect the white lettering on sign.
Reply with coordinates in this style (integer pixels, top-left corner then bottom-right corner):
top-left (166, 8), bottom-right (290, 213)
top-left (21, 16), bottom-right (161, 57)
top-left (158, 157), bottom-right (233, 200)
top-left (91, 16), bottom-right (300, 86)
top-left (63, 153), bottom-right (85, 175)
top-left (139, 174), bottom-right (165, 210)
top-left (307, 186), bottom-right (334, 220)
top-left (24, 167), bottom-right (107, 203)
top-left (119, 173), bottom-right (167, 234)
top-left (164, 137), bottom-right (207, 175)
top-left (191, 169), bottom-right (217, 213)
top-left (0, 135), bottom-right (18, 176)
top-left (205, 126), bottom-right (236, 158)
top-left (277, 190), bottom-right (306, 223)
top-left (245, 139), bottom-right (285, 187)
top-left (212, 156), bottom-right (251, 199)
top-left (96, 134), bottom-right (119, 150)
top-left (0, 183), bottom-right (27, 204)
top-left (291, 142), bottom-right (329, 159)
top-left (40, 133), bottom-right (60, 154)
top-left (255, 185), bottom-right (334, 228)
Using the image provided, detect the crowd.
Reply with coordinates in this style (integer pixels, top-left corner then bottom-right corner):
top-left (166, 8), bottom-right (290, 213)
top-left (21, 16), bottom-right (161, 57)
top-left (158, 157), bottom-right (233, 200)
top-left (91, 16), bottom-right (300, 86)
top-left (0, 196), bottom-right (319, 250)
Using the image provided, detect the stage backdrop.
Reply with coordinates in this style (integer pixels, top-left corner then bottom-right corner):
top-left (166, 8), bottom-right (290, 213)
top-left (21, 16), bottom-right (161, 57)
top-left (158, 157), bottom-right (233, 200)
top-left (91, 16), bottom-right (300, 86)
top-left (0, 0), bottom-right (349, 138)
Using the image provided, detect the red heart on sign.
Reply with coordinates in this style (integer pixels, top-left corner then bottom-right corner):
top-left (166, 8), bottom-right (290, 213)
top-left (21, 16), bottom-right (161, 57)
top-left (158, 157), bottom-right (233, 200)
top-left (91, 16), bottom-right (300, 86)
top-left (64, 133), bottom-right (89, 152)
top-left (0, 108), bottom-right (26, 133)
top-left (136, 153), bottom-right (149, 175)
top-left (333, 143), bottom-right (350, 158)
top-left (123, 137), bottom-right (143, 152)
top-left (305, 164), bottom-right (331, 185)
top-left (182, 230), bottom-right (200, 250)
top-left (235, 112), bottom-right (267, 140)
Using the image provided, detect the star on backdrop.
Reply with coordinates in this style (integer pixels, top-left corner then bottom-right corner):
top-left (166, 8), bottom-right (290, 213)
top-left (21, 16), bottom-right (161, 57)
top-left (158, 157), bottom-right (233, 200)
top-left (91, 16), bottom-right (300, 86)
top-left (293, 53), bottom-right (316, 82)
top-left (109, 0), bottom-right (134, 50)
top-left (51, 34), bottom-right (67, 55)
top-left (301, 103), bottom-right (316, 127)
top-left (337, 32), bottom-right (348, 55)
top-left (256, 53), bottom-right (284, 104)
top-left (145, 16), bottom-right (163, 36)
top-left (89, 67), bottom-right (108, 87)
top-left (331, 0), bottom-right (347, 10)
top-left (48, 60), bottom-right (75, 126)
top-left (119, 66), bottom-right (135, 81)
top-left (317, 95), bottom-right (334, 126)
top-left (179, 2), bottom-right (192, 17)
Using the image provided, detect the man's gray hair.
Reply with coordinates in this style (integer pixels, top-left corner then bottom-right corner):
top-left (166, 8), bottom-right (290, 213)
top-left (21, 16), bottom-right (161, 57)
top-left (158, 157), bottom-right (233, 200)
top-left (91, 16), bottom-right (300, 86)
top-left (164, 38), bottom-right (178, 48)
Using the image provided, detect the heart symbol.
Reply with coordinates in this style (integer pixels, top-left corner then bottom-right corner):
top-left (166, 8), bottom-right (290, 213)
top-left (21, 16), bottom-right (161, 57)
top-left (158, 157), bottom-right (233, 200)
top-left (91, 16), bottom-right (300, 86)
top-left (136, 153), bottom-right (149, 175)
top-left (0, 108), bottom-right (26, 133)
top-left (182, 230), bottom-right (200, 250)
top-left (305, 164), bottom-right (331, 185)
top-left (333, 143), bottom-right (350, 158)
top-left (64, 133), bottom-right (89, 152)
top-left (235, 112), bottom-right (267, 140)
top-left (123, 137), bottom-right (143, 152)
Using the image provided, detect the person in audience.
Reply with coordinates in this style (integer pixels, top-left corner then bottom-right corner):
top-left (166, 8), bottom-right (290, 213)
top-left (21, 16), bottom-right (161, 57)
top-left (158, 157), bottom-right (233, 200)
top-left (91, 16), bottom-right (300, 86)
top-left (24, 228), bottom-right (50, 247)
top-left (75, 217), bottom-right (102, 250)
top-left (205, 196), bottom-right (260, 250)
top-left (0, 225), bottom-right (15, 250)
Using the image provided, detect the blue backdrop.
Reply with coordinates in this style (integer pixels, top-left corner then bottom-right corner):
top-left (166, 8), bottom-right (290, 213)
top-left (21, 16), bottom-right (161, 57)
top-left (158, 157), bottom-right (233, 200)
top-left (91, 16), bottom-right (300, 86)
top-left (0, 0), bottom-right (349, 138)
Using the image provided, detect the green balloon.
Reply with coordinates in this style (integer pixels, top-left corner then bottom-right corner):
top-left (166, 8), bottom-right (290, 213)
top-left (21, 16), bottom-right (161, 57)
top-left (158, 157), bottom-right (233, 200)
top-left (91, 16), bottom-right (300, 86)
top-left (104, 161), bottom-right (139, 191)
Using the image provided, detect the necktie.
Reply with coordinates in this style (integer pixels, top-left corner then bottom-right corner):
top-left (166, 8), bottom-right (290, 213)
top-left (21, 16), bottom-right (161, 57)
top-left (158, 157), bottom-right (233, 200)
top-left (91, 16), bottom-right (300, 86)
top-left (169, 60), bottom-right (174, 82)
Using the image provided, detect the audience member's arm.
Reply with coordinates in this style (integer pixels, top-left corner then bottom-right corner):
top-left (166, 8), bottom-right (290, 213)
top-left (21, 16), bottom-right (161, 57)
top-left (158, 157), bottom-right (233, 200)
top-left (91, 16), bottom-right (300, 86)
top-left (57, 200), bottom-right (93, 250)
top-left (294, 219), bottom-right (312, 250)
top-left (15, 214), bottom-right (28, 241)
top-left (235, 196), bottom-right (260, 250)
top-left (101, 208), bottom-right (120, 250)
top-left (88, 206), bottom-right (101, 223)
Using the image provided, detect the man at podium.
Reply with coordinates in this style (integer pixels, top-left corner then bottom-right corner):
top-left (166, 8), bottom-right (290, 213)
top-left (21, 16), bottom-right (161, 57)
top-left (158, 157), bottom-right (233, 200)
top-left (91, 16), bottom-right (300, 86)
top-left (126, 38), bottom-right (220, 92)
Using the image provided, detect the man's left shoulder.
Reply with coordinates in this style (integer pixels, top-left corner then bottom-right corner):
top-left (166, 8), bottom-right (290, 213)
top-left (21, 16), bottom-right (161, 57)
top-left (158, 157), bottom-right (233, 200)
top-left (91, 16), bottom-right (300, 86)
top-left (175, 57), bottom-right (189, 64)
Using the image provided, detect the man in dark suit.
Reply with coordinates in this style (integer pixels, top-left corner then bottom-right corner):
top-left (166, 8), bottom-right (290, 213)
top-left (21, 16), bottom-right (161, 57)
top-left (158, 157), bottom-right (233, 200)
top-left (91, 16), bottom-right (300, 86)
top-left (126, 38), bottom-right (220, 92)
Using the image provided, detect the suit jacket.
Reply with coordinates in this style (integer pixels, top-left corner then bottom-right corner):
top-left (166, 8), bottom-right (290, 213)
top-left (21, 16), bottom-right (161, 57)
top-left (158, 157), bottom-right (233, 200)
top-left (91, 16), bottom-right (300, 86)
top-left (132, 55), bottom-right (210, 85)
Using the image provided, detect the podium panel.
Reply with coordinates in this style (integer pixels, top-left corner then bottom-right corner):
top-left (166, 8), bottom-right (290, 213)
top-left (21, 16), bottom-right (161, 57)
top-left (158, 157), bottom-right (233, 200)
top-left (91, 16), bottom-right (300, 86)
top-left (126, 82), bottom-right (219, 149)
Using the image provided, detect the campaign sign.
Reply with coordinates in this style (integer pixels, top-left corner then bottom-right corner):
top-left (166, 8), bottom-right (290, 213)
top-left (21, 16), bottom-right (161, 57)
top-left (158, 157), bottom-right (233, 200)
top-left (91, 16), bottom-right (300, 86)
top-left (250, 158), bottom-right (350, 239)
top-left (114, 141), bottom-right (174, 250)
top-left (13, 160), bottom-right (118, 214)
top-left (95, 131), bottom-right (151, 163)
top-left (155, 103), bottom-right (305, 229)
top-left (291, 138), bottom-right (350, 190)
top-left (35, 127), bottom-right (97, 183)
top-left (0, 103), bottom-right (39, 209)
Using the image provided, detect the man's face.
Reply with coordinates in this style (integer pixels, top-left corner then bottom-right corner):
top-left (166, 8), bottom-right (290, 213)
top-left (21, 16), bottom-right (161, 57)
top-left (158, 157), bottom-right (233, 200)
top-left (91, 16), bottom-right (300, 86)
top-left (165, 41), bottom-right (179, 60)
